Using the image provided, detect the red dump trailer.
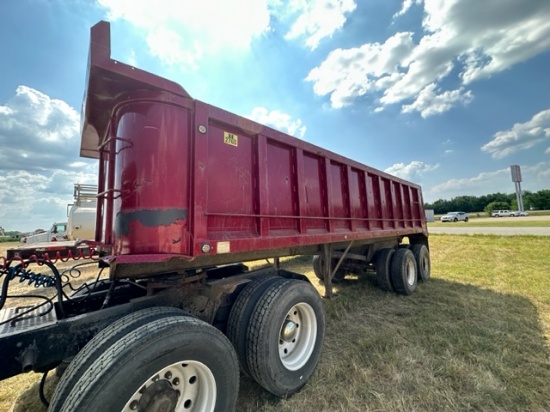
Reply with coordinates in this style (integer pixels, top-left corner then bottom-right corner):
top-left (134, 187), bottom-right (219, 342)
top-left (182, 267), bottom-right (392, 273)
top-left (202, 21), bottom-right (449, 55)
top-left (0, 22), bottom-right (430, 411)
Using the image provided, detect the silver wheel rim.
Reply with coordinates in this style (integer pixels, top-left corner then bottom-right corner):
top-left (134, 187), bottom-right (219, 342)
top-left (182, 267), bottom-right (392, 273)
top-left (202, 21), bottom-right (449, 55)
top-left (406, 258), bottom-right (416, 286)
top-left (123, 361), bottom-right (216, 412)
top-left (278, 302), bottom-right (317, 371)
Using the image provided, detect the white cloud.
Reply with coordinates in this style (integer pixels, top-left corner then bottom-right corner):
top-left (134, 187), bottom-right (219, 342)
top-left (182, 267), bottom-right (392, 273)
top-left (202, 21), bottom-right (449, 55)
top-left (248, 107), bottom-right (306, 138)
top-left (98, 0), bottom-right (271, 68)
top-left (430, 168), bottom-right (507, 195)
top-left (308, 0), bottom-right (550, 116)
top-left (384, 161), bottom-right (439, 182)
top-left (481, 108), bottom-right (550, 159)
top-left (281, 0), bottom-right (357, 50)
top-left (402, 83), bottom-right (473, 118)
top-left (393, 0), bottom-right (422, 19)
top-left (306, 32), bottom-right (416, 108)
top-left (145, 27), bottom-right (203, 68)
top-left (0, 86), bottom-right (80, 171)
top-left (0, 169), bottom-right (97, 233)
top-left (0, 87), bottom-right (97, 232)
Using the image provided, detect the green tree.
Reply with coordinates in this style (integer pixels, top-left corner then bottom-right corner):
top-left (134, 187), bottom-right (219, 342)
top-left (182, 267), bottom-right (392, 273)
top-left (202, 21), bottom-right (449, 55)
top-left (528, 190), bottom-right (550, 210)
top-left (424, 190), bottom-right (549, 214)
top-left (485, 201), bottom-right (510, 215)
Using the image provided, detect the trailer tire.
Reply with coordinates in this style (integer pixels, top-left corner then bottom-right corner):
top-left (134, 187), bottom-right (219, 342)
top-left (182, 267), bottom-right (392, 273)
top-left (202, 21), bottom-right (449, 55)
top-left (247, 279), bottom-right (325, 397)
top-left (312, 255), bottom-right (346, 283)
top-left (390, 248), bottom-right (417, 295)
top-left (49, 306), bottom-right (189, 412)
top-left (410, 244), bottom-right (430, 282)
top-left (57, 316), bottom-right (239, 412)
top-left (375, 248), bottom-right (395, 292)
top-left (227, 275), bottom-right (283, 376)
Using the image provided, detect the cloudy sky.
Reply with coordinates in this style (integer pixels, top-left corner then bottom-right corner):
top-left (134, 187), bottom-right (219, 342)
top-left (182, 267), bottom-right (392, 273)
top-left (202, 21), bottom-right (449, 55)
top-left (1, 0), bottom-right (549, 232)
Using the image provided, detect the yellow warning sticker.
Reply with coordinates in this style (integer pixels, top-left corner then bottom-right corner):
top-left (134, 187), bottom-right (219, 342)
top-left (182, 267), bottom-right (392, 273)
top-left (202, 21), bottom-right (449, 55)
top-left (223, 131), bottom-right (238, 147)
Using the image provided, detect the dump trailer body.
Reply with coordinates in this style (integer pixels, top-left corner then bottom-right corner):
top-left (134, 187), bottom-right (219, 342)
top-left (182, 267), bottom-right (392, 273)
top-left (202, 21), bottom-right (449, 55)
top-left (83, 22), bottom-right (427, 278)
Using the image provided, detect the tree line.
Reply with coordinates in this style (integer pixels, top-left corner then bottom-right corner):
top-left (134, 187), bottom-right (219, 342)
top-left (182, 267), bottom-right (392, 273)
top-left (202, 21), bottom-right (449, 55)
top-left (424, 190), bottom-right (550, 215)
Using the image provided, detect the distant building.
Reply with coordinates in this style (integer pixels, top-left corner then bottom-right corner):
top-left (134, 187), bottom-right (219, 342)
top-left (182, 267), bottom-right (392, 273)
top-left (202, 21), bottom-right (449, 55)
top-left (425, 209), bottom-right (435, 222)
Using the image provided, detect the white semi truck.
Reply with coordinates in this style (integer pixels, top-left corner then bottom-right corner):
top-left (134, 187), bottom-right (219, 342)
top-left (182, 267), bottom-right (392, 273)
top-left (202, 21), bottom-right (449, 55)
top-left (21, 222), bottom-right (68, 244)
top-left (8, 184), bottom-right (97, 259)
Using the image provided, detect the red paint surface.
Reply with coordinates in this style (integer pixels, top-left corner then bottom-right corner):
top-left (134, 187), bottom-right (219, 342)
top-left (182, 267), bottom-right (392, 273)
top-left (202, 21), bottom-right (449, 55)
top-left (83, 22), bottom-right (428, 263)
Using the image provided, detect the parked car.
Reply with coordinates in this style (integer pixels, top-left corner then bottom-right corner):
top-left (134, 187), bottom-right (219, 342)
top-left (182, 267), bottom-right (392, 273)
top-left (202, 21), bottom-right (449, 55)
top-left (440, 211), bottom-right (469, 222)
top-left (491, 210), bottom-right (527, 217)
top-left (491, 210), bottom-right (512, 217)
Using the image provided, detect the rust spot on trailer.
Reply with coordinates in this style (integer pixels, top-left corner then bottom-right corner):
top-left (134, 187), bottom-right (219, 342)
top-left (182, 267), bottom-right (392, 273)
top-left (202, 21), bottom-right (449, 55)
top-left (116, 208), bottom-right (187, 236)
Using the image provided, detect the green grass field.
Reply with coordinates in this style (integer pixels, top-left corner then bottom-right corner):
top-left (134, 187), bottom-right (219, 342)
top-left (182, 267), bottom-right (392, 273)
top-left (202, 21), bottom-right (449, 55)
top-left (2, 235), bottom-right (550, 411)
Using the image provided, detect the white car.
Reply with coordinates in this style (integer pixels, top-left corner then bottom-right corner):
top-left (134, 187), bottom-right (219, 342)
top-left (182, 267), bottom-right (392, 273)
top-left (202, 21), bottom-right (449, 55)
top-left (440, 211), bottom-right (469, 222)
top-left (492, 210), bottom-right (514, 217)
top-left (491, 210), bottom-right (528, 217)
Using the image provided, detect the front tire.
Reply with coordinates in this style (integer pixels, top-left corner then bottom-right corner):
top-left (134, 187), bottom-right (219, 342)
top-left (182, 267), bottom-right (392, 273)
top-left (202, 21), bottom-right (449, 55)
top-left (247, 279), bottom-right (325, 397)
top-left (50, 306), bottom-right (190, 411)
top-left (58, 316), bottom-right (239, 412)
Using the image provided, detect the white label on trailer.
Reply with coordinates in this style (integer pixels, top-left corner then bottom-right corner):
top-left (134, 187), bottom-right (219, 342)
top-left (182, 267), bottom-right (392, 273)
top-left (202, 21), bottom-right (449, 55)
top-left (217, 241), bottom-right (230, 254)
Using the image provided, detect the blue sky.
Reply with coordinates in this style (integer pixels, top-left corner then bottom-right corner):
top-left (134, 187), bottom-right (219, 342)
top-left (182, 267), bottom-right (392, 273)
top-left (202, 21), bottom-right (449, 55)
top-left (1, 0), bottom-right (549, 232)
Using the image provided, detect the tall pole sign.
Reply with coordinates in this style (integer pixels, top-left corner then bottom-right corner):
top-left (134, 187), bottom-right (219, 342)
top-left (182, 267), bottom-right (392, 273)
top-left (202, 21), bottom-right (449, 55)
top-left (510, 165), bottom-right (524, 212)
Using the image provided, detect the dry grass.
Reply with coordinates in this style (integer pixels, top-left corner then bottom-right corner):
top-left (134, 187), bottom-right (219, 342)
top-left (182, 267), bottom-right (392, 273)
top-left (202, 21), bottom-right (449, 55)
top-left (2, 236), bottom-right (550, 411)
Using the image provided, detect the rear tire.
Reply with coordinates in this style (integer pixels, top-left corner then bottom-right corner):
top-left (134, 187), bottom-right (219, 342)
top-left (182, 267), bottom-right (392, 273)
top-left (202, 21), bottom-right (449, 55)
top-left (390, 248), bottom-right (417, 295)
top-left (312, 255), bottom-right (346, 282)
top-left (375, 248), bottom-right (395, 292)
top-left (58, 316), bottom-right (239, 412)
top-left (247, 279), bottom-right (325, 397)
top-left (410, 244), bottom-right (430, 282)
top-left (227, 276), bottom-right (283, 376)
top-left (49, 306), bottom-right (190, 411)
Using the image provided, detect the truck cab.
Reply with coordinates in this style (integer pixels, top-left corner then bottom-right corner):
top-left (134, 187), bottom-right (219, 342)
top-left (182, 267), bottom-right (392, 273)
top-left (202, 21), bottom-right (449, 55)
top-left (21, 222), bottom-right (68, 243)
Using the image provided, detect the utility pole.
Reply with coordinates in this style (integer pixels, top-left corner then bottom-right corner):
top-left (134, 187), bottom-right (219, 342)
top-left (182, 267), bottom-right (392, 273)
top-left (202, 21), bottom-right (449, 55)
top-left (510, 165), bottom-right (524, 212)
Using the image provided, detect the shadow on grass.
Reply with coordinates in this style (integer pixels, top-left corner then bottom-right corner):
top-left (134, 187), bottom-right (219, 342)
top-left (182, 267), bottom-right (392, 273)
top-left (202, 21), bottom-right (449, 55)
top-left (9, 268), bottom-right (550, 412)
top-left (235, 271), bottom-right (550, 411)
